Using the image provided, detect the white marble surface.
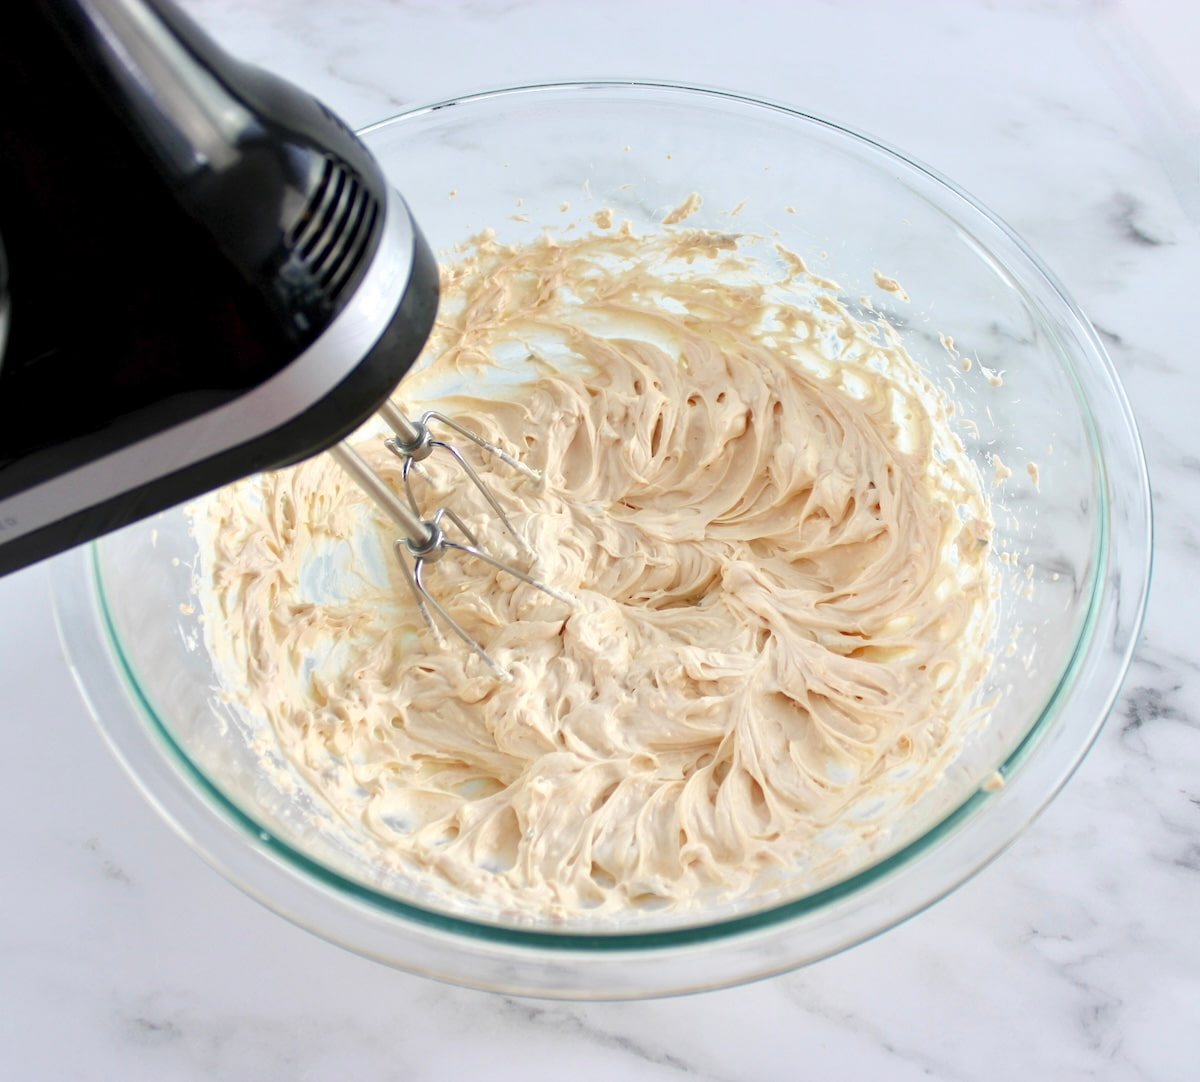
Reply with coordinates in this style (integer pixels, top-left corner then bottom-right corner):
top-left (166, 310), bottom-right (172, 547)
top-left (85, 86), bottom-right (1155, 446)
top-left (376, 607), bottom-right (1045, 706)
top-left (2, 0), bottom-right (1198, 1078)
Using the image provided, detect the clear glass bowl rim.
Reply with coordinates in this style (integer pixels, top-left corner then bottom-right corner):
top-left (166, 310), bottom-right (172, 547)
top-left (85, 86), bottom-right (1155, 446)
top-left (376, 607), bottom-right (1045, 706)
top-left (51, 80), bottom-right (1153, 996)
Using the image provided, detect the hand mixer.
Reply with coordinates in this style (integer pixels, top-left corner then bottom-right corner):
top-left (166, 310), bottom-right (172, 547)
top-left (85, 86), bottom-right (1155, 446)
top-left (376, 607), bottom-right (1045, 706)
top-left (0, 0), bottom-right (558, 667)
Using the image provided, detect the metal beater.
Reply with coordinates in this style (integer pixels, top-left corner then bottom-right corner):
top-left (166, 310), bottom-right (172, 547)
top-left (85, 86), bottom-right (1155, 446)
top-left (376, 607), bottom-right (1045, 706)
top-left (329, 403), bottom-right (571, 674)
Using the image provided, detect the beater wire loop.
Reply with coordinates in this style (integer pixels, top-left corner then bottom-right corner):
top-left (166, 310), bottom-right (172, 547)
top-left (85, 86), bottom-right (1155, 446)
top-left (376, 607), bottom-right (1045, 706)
top-left (332, 403), bottom-right (568, 675)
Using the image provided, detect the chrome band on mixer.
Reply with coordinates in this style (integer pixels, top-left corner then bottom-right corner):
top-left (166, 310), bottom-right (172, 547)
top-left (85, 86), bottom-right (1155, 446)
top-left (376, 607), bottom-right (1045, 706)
top-left (0, 188), bottom-right (419, 546)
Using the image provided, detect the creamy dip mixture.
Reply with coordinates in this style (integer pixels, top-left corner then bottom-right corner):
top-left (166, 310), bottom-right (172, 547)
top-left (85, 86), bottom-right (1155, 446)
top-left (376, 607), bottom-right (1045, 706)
top-left (196, 214), bottom-right (997, 919)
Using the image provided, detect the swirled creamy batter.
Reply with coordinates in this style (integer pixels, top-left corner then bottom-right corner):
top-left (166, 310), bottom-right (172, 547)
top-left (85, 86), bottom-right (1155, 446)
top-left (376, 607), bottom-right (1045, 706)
top-left (196, 219), bottom-right (997, 920)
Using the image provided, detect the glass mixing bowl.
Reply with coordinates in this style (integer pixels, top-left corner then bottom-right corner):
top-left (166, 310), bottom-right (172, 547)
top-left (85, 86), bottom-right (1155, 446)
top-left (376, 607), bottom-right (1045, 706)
top-left (52, 82), bottom-right (1151, 998)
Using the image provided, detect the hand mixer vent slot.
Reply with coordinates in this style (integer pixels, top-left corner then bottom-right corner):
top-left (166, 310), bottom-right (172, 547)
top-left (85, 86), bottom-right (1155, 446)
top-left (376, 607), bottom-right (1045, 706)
top-left (285, 157), bottom-right (381, 306)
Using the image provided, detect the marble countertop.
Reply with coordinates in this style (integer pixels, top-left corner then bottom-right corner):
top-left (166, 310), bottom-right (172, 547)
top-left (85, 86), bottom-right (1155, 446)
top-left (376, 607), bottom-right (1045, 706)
top-left (2, 1), bottom-right (1197, 1078)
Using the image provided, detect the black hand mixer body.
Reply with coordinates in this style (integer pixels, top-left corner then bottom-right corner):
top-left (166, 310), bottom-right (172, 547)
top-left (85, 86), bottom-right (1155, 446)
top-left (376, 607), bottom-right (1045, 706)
top-left (0, 0), bottom-right (439, 576)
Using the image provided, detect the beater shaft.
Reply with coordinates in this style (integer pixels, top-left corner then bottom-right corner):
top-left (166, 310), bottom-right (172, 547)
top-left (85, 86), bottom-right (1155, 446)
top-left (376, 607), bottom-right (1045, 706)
top-left (328, 443), bottom-right (431, 546)
top-left (329, 406), bottom-right (570, 675)
top-left (377, 399), bottom-right (424, 451)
